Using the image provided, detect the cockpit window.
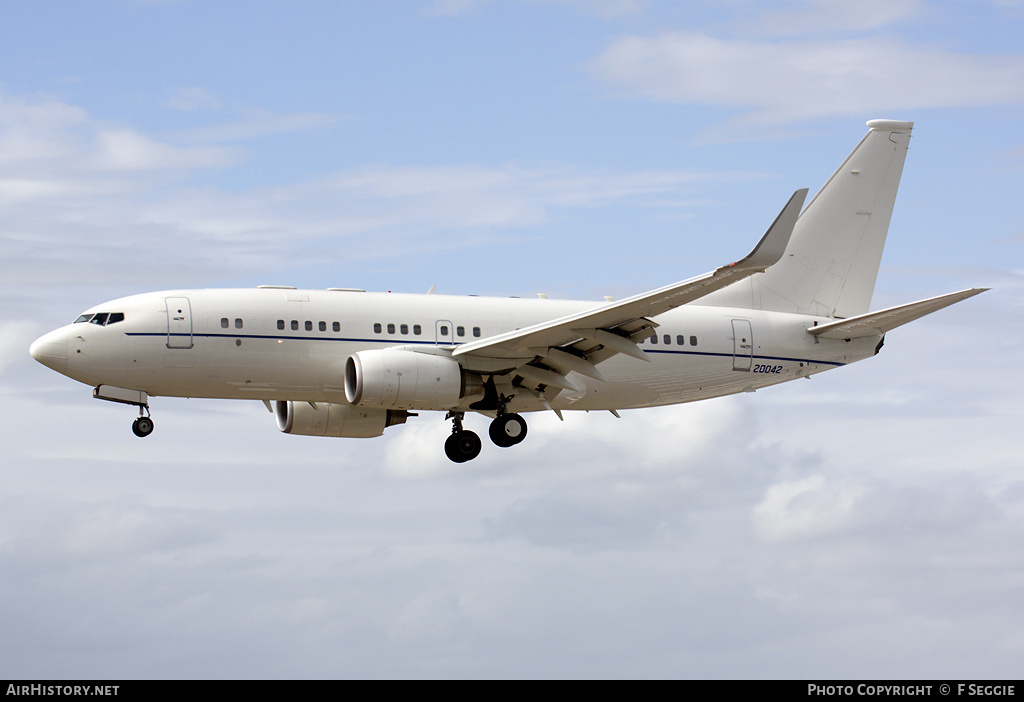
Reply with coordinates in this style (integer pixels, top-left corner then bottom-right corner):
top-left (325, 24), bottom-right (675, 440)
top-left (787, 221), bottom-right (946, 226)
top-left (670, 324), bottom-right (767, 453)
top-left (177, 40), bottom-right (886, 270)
top-left (73, 312), bottom-right (124, 326)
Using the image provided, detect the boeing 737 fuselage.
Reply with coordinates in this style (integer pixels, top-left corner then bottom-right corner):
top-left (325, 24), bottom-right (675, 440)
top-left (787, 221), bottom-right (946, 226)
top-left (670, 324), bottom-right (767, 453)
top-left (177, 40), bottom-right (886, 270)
top-left (29, 120), bottom-right (987, 462)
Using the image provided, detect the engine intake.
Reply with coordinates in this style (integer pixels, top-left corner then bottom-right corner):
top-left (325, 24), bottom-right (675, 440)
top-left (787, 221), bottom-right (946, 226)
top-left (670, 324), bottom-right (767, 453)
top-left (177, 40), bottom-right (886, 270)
top-left (345, 348), bottom-right (483, 410)
top-left (274, 401), bottom-right (408, 438)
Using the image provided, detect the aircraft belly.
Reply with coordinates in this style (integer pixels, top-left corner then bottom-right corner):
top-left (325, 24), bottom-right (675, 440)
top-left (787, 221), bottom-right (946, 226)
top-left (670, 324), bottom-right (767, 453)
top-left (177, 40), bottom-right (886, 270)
top-left (544, 335), bottom-right (857, 411)
top-left (549, 353), bottom-right (733, 410)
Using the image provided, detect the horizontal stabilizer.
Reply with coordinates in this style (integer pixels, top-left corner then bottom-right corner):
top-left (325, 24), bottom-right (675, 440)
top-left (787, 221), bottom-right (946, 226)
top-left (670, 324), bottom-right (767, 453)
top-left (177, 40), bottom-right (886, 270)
top-left (807, 288), bottom-right (988, 340)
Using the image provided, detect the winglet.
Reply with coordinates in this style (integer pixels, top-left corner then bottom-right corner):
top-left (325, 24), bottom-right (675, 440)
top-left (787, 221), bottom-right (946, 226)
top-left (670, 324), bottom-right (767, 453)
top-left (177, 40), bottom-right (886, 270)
top-left (730, 188), bottom-right (807, 272)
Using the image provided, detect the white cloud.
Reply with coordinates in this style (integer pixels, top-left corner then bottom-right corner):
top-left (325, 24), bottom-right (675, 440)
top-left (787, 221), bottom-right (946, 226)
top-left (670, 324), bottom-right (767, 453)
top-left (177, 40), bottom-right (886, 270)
top-left (429, 0), bottom-right (644, 18)
top-left (0, 91), bottom-right (235, 185)
top-left (0, 321), bottom-right (42, 376)
top-left (1, 92), bottom-right (731, 292)
top-left (428, 0), bottom-right (488, 16)
top-left (543, 0), bottom-right (645, 19)
top-left (166, 109), bottom-right (341, 144)
top-left (753, 474), bottom-right (866, 542)
top-left (162, 87), bottom-right (223, 112)
top-left (5, 282), bottom-right (1024, 677)
top-left (0, 94), bottom-right (89, 170)
top-left (742, 0), bottom-right (925, 36)
top-left (90, 129), bottom-right (230, 171)
top-left (587, 32), bottom-right (1024, 124)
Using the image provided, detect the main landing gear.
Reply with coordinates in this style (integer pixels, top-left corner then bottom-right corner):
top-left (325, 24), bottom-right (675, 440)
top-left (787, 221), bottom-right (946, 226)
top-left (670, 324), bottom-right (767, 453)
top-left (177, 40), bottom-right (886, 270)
top-left (444, 407), bottom-right (528, 463)
top-left (444, 412), bottom-right (481, 463)
top-left (489, 412), bottom-right (527, 448)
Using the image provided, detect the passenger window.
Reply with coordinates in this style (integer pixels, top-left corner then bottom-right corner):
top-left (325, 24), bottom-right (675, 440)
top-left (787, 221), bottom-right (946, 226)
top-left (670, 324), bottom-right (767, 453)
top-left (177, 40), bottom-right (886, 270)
top-left (374, 323), bottom-right (382, 334)
top-left (387, 323), bottom-right (395, 334)
top-left (440, 325), bottom-right (448, 336)
top-left (676, 335), bottom-right (684, 346)
top-left (221, 318), bottom-right (229, 329)
top-left (473, 327), bottom-right (481, 337)
top-left (650, 334), bottom-right (658, 345)
top-left (291, 320), bottom-right (299, 331)
top-left (456, 326), bottom-right (465, 337)
top-left (663, 334), bottom-right (670, 345)
top-left (319, 321), bottom-right (326, 332)
top-left (278, 320), bottom-right (285, 330)
top-left (235, 318), bottom-right (243, 329)
top-left (305, 321), bottom-right (313, 331)
top-left (400, 324), bottom-right (408, 335)
top-left (690, 335), bottom-right (698, 346)
top-left (333, 322), bottom-right (340, 332)
top-left (107, 313), bottom-right (124, 325)
top-left (413, 324), bottom-right (422, 335)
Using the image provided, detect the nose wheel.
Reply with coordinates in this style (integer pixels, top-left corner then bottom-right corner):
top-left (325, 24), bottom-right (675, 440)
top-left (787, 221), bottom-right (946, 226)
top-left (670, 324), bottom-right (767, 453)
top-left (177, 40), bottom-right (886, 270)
top-left (132, 413), bottom-right (154, 438)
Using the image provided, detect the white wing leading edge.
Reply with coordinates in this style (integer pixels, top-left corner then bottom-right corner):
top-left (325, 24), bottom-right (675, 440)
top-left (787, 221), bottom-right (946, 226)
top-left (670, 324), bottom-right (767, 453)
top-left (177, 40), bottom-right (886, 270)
top-left (453, 189), bottom-right (808, 379)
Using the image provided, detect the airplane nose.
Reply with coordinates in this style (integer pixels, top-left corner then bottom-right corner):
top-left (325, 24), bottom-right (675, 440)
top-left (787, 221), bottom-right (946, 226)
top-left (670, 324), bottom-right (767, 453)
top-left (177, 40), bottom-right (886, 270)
top-left (29, 328), bottom-right (69, 373)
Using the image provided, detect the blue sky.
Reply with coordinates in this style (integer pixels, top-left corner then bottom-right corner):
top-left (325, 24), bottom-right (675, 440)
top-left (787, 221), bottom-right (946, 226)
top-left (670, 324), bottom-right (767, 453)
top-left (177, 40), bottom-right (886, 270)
top-left (2, 0), bottom-right (1023, 678)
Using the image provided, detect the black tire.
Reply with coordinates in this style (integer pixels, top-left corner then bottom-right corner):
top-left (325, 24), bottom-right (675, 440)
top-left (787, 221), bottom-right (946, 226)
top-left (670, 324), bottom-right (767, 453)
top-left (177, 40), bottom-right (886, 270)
top-left (444, 430), bottom-right (482, 462)
top-left (132, 416), bottom-right (154, 438)
top-left (489, 413), bottom-right (527, 448)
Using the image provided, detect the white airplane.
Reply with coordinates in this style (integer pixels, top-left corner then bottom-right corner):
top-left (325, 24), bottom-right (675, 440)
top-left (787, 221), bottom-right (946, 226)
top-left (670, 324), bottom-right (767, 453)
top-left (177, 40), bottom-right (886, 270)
top-left (30, 119), bottom-right (986, 462)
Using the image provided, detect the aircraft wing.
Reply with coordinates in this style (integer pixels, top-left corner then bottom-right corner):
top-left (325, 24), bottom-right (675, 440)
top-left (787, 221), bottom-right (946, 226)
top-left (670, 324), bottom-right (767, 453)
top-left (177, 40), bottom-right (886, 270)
top-left (454, 189), bottom-right (807, 375)
top-left (807, 288), bottom-right (988, 340)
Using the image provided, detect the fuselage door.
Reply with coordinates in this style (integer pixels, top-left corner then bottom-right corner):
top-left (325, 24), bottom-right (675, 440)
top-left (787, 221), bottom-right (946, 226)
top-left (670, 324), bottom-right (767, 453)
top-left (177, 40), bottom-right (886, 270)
top-left (435, 320), bottom-right (453, 346)
top-left (731, 319), bottom-right (753, 371)
top-left (166, 296), bottom-right (194, 349)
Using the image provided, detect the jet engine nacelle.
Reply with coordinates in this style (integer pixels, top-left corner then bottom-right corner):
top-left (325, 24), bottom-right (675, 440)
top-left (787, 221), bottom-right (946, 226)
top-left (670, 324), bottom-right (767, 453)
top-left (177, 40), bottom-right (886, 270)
top-left (274, 400), bottom-right (408, 438)
top-left (345, 348), bottom-right (483, 410)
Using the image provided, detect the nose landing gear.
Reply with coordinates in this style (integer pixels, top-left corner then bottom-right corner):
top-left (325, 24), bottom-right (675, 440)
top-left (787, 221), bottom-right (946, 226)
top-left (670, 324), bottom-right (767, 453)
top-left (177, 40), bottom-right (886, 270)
top-left (132, 414), bottom-right (154, 438)
top-left (130, 403), bottom-right (155, 437)
top-left (92, 385), bottom-right (154, 438)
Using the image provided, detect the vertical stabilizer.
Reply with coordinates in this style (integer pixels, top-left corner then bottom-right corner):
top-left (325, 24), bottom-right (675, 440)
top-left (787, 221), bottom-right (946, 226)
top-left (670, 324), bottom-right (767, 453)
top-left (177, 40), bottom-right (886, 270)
top-left (705, 120), bottom-right (913, 318)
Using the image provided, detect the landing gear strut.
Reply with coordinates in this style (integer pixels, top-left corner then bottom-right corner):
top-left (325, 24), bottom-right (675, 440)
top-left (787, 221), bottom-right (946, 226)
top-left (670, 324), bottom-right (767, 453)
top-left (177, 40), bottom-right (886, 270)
top-left (444, 412), bottom-right (481, 463)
